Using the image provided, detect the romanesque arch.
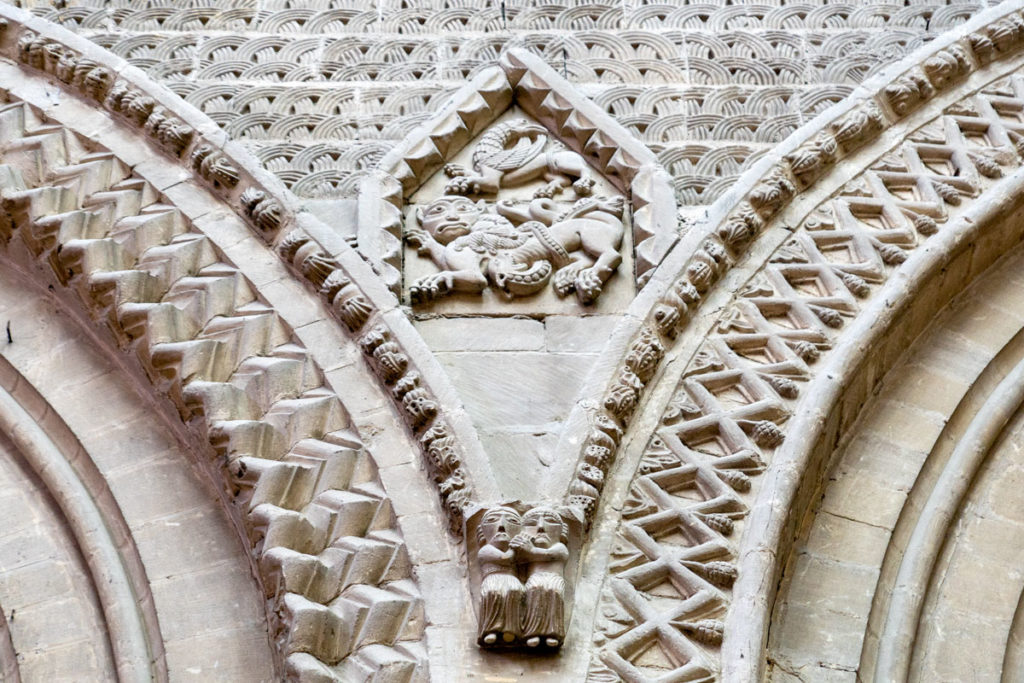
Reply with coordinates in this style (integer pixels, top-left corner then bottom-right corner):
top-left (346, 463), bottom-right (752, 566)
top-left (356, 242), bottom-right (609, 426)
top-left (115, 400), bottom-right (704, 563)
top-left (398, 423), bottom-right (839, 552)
top-left (2, 1), bottom-right (1024, 681)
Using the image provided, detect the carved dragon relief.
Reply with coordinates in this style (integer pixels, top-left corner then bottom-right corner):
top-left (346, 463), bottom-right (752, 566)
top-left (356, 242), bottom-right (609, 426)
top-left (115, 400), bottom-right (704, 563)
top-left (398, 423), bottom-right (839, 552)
top-left (406, 118), bottom-right (627, 307)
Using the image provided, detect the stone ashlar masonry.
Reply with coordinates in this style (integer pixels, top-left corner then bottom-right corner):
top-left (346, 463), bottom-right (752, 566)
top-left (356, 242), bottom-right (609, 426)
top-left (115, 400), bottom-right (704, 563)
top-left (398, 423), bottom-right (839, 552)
top-left (769, 236), bottom-right (1024, 680)
top-left (4, 0), bottom-right (1024, 681)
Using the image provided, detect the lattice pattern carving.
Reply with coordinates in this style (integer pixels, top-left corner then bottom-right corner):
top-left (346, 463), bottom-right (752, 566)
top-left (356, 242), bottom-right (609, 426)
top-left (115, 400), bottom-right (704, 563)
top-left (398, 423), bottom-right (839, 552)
top-left (589, 61), bottom-right (1024, 683)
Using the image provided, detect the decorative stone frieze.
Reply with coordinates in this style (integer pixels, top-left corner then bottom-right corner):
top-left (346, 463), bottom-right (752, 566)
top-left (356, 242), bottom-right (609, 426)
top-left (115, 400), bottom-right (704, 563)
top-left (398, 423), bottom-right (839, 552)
top-left (9, 1), bottom-right (1024, 681)
top-left (25, 0), bottom-right (992, 207)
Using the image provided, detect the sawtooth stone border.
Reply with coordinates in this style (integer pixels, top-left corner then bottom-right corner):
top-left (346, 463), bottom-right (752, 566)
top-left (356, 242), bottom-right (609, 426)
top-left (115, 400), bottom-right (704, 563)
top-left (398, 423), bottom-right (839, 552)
top-left (0, 28), bottom-right (470, 680)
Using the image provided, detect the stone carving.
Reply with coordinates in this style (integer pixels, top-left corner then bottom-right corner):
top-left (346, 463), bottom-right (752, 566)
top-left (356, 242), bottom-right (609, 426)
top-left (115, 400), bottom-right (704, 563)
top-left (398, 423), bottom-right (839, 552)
top-left (884, 70), bottom-right (935, 116)
top-left (277, 230), bottom-right (375, 334)
top-left (349, 321), bottom-right (474, 533)
top-left (367, 53), bottom-right (678, 291)
top-left (923, 46), bottom-right (971, 90)
top-left (422, 423), bottom-right (472, 533)
top-left (14, 31), bottom-right (203, 162)
top-left (190, 144), bottom-right (240, 189)
top-left (516, 507), bottom-right (569, 650)
top-left (240, 187), bottom-right (282, 232)
top-left (785, 134), bottom-right (840, 187)
top-left (477, 506), bottom-right (525, 647)
top-left (832, 102), bottom-right (886, 152)
top-left (443, 119), bottom-right (594, 199)
top-left (0, 93), bottom-right (426, 679)
top-left (476, 505), bottom-right (569, 651)
top-left (560, 10), bottom-right (1024, 590)
top-left (970, 14), bottom-right (1024, 65)
top-left (407, 193), bottom-right (625, 305)
top-left (27, 0), bottom-right (991, 214)
top-left (12, 2), bottom-right (1024, 679)
top-left (591, 49), bottom-right (1024, 683)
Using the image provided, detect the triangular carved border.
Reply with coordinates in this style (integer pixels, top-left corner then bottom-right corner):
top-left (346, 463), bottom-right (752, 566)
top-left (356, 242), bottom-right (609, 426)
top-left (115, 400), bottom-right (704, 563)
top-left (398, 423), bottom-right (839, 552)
top-left (356, 47), bottom-right (678, 294)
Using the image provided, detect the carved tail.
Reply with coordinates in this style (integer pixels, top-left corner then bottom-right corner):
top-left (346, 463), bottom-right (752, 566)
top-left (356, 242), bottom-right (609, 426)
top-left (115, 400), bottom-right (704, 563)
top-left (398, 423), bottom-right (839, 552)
top-left (487, 255), bottom-right (552, 297)
top-left (529, 222), bottom-right (573, 269)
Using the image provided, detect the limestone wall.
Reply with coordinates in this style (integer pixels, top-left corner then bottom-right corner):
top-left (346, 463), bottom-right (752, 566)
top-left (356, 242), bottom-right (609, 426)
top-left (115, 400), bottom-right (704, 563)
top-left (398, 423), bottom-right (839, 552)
top-left (0, 1), bottom-right (1023, 682)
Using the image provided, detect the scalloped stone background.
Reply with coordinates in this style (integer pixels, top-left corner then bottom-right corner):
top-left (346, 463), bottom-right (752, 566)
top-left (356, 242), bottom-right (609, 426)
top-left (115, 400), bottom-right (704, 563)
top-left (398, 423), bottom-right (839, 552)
top-left (10, 0), bottom-right (995, 208)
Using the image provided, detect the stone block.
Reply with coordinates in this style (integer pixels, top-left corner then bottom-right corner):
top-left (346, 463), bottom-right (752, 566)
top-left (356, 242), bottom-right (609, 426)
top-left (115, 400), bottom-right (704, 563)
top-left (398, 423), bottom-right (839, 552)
top-left (415, 316), bottom-right (544, 352)
top-left (544, 314), bottom-right (619, 353)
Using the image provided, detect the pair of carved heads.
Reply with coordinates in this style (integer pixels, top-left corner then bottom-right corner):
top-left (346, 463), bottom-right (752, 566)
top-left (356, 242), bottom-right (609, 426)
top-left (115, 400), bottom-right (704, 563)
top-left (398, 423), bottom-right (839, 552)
top-left (475, 506), bottom-right (570, 650)
top-left (477, 505), bottom-right (567, 550)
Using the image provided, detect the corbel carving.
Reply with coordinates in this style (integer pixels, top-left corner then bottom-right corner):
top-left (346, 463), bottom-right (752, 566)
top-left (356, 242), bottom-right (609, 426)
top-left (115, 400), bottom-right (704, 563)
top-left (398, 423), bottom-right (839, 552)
top-left (473, 505), bottom-right (572, 651)
top-left (884, 69), bottom-right (935, 116)
top-left (240, 187), bottom-right (283, 232)
top-left (831, 102), bottom-right (885, 152)
top-left (190, 144), bottom-right (240, 189)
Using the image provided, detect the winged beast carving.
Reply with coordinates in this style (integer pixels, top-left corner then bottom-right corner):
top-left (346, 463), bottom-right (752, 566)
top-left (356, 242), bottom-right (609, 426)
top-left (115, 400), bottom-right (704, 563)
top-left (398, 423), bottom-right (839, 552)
top-left (443, 118), bottom-right (595, 198)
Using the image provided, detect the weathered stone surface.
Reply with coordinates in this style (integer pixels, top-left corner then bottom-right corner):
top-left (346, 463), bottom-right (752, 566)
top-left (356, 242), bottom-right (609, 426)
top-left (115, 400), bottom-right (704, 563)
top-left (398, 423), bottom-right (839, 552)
top-left (544, 315), bottom-right (621, 354)
top-left (436, 352), bottom-right (595, 428)
top-left (7, 2), bottom-right (1024, 682)
top-left (417, 317), bottom-right (545, 353)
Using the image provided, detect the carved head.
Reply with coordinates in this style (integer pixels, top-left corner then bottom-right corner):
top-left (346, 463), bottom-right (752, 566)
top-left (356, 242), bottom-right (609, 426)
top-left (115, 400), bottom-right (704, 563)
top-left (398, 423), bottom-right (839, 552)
top-left (416, 195), bottom-right (486, 245)
top-left (507, 117), bottom-right (540, 134)
top-left (27, 40), bottom-right (46, 69)
top-left (477, 506), bottom-right (522, 551)
top-left (521, 507), bottom-right (567, 549)
top-left (83, 67), bottom-right (113, 99)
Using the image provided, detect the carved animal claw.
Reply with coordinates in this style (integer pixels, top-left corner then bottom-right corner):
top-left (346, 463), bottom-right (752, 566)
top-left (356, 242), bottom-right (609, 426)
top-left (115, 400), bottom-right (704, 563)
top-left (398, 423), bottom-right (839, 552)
top-left (575, 267), bottom-right (605, 305)
top-left (443, 163), bottom-right (467, 178)
top-left (533, 184), bottom-right (557, 199)
top-left (410, 272), bottom-right (453, 303)
top-left (600, 195), bottom-right (626, 216)
top-left (405, 227), bottom-right (433, 255)
top-left (553, 262), bottom-right (585, 297)
top-left (444, 176), bottom-right (479, 196)
top-left (573, 177), bottom-right (595, 196)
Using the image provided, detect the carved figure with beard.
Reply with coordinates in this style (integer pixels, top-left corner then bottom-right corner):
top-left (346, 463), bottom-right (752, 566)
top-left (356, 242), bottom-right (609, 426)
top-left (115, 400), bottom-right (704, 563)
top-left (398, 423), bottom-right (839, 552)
top-left (512, 506), bottom-right (569, 649)
top-left (476, 506), bottom-right (525, 647)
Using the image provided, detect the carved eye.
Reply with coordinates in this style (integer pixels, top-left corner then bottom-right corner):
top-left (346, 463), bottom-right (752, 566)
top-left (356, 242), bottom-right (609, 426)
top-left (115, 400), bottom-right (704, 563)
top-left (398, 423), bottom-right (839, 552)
top-left (428, 204), bottom-right (445, 214)
top-left (457, 204), bottom-right (472, 212)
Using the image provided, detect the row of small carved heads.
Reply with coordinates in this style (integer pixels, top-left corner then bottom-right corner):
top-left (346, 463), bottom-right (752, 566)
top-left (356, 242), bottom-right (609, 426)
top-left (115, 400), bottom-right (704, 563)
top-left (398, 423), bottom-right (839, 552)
top-left (13, 26), bottom-right (286, 238)
top-left (585, 41), bottom-right (1024, 676)
top-left (276, 228), bottom-right (472, 535)
top-left (564, 327), bottom-right (666, 525)
top-left (571, 11), bottom-right (1024, 528)
top-left (651, 18), bottom-right (1024, 343)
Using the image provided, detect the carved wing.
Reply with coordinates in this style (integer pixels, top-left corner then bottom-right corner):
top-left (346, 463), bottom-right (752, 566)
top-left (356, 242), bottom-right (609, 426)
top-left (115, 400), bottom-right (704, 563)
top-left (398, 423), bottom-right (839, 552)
top-left (474, 130), bottom-right (547, 172)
